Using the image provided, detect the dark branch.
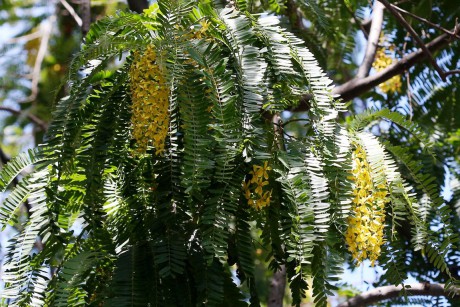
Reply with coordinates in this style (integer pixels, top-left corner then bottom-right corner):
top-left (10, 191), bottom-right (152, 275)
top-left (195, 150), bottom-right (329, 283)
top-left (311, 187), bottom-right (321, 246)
top-left (0, 106), bottom-right (48, 131)
top-left (356, 1), bottom-right (384, 79)
top-left (338, 283), bottom-right (459, 307)
top-left (444, 69), bottom-right (460, 77)
top-left (378, 0), bottom-right (447, 81)
top-left (80, 0), bottom-right (91, 36)
top-left (390, 4), bottom-right (460, 39)
top-left (267, 265), bottom-right (286, 307)
top-left (127, 0), bottom-right (149, 14)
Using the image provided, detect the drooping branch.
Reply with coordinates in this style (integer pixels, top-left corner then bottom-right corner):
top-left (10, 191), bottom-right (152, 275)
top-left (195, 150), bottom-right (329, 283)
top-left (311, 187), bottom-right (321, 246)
top-left (0, 106), bottom-right (48, 131)
top-left (338, 283), bottom-right (459, 307)
top-left (292, 26), bottom-right (459, 111)
top-left (356, 1), bottom-right (384, 79)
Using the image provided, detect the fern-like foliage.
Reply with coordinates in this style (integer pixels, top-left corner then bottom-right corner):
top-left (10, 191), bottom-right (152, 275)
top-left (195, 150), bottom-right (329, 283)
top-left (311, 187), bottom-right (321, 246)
top-left (0, 1), bottom-right (458, 306)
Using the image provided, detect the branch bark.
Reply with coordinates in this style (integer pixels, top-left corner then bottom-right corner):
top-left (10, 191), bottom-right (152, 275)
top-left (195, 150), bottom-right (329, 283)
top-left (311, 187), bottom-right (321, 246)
top-left (356, 1), bottom-right (384, 79)
top-left (338, 283), bottom-right (459, 307)
top-left (26, 15), bottom-right (55, 103)
top-left (267, 265), bottom-right (286, 307)
top-left (80, 0), bottom-right (91, 36)
top-left (59, 0), bottom-right (82, 27)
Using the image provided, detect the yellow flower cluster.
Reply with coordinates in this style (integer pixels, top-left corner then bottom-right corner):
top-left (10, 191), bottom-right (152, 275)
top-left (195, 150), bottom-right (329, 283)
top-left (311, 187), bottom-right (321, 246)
top-left (192, 20), bottom-right (210, 39)
top-left (373, 47), bottom-right (402, 93)
top-left (243, 162), bottom-right (272, 210)
top-left (345, 145), bottom-right (389, 266)
top-left (129, 45), bottom-right (169, 155)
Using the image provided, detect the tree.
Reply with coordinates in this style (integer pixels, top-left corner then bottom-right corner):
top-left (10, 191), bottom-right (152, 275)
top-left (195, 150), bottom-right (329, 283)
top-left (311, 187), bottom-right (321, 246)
top-left (0, 0), bottom-right (459, 306)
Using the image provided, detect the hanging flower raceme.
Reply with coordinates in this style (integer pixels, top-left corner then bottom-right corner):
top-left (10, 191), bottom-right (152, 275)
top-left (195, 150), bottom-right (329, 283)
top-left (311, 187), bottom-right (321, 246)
top-left (345, 145), bottom-right (389, 266)
top-left (373, 42), bottom-right (402, 94)
top-left (129, 45), bottom-right (170, 155)
top-left (243, 161), bottom-right (272, 210)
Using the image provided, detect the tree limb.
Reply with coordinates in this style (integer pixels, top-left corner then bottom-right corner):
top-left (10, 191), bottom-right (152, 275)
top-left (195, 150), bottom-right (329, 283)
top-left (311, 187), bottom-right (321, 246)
top-left (80, 0), bottom-right (91, 36)
top-left (25, 15), bottom-right (55, 103)
top-left (0, 106), bottom-right (48, 131)
top-left (59, 0), bottom-right (82, 27)
top-left (266, 114), bottom-right (287, 307)
top-left (356, 1), bottom-right (384, 79)
top-left (267, 264), bottom-right (286, 307)
top-left (338, 283), bottom-right (459, 307)
top-left (378, 0), bottom-right (447, 81)
top-left (292, 26), bottom-right (459, 111)
top-left (389, 3), bottom-right (460, 39)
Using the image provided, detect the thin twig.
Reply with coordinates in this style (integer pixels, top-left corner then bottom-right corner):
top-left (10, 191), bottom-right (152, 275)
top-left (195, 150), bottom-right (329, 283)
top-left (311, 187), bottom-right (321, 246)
top-left (6, 31), bottom-right (42, 44)
top-left (405, 70), bottom-right (413, 121)
top-left (24, 15), bottom-right (55, 103)
top-left (444, 69), bottom-right (460, 77)
top-left (357, 1), bottom-right (385, 78)
top-left (343, 2), bottom-right (369, 39)
top-left (378, 0), bottom-right (447, 81)
top-left (0, 106), bottom-right (48, 131)
top-left (59, 0), bottom-right (82, 26)
top-left (282, 118), bottom-right (309, 127)
top-left (390, 4), bottom-right (460, 39)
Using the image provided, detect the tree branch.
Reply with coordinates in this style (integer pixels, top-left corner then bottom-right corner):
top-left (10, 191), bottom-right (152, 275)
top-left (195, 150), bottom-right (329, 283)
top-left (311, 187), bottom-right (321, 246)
top-left (389, 3), bottom-right (460, 39)
top-left (338, 283), bottom-right (459, 307)
top-left (267, 115), bottom-right (287, 307)
top-left (378, 0), bottom-right (447, 81)
top-left (356, 1), bottom-right (384, 79)
top-left (292, 26), bottom-right (459, 111)
top-left (267, 264), bottom-right (286, 306)
top-left (0, 106), bottom-right (48, 131)
top-left (59, 0), bottom-right (82, 27)
top-left (80, 0), bottom-right (91, 36)
top-left (25, 15), bottom-right (55, 103)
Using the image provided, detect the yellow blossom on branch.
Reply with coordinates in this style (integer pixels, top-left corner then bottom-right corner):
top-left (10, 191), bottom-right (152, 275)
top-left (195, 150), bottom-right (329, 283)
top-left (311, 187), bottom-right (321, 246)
top-left (372, 36), bottom-right (402, 94)
top-left (129, 45), bottom-right (170, 155)
top-left (243, 161), bottom-right (272, 210)
top-left (345, 144), bottom-right (389, 266)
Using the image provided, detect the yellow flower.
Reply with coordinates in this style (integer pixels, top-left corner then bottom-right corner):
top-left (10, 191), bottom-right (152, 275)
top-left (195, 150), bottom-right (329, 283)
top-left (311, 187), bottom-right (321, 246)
top-left (199, 20), bottom-right (210, 33)
top-left (129, 45), bottom-right (170, 155)
top-left (372, 39), bottom-right (402, 94)
top-left (345, 144), bottom-right (389, 266)
top-left (243, 161), bottom-right (272, 210)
